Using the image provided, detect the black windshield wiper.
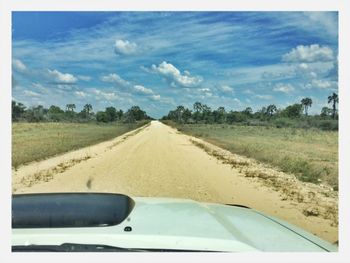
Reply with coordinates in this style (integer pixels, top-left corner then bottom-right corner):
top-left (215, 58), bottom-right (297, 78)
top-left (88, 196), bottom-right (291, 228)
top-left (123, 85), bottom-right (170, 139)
top-left (12, 243), bottom-right (220, 252)
top-left (12, 243), bottom-right (145, 252)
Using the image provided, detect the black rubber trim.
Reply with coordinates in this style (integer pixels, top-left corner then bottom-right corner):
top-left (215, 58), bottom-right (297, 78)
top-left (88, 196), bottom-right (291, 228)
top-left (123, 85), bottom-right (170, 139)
top-left (225, 204), bottom-right (251, 209)
top-left (12, 193), bottom-right (134, 228)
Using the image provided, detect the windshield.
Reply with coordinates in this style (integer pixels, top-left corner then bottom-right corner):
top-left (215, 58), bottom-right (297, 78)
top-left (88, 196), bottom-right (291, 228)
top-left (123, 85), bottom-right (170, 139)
top-left (11, 11), bottom-right (338, 252)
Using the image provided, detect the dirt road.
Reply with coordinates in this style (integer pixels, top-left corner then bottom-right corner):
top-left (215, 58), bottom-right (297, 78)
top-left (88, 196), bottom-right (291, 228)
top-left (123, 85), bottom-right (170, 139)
top-left (12, 121), bottom-right (338, 243)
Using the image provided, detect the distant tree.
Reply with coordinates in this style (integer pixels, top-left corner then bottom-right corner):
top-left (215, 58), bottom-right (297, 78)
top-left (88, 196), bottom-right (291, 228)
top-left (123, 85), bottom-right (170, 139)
top-left (281, 103), bottom-right (303, 118)
top-left (182, 108), bottom-right (192, 123)
top-left (123, 106), bottom-right (147, 122)
top-left (105, 107), bottom-right (117, 122)
top-left (320, 107), bottom-right (332, 118)
top-left (226, 111), bottom-right (247, 124)
top-left (48, 105), bottom-right (64, 114)
top-left (83, 104), bottom-right (93, 115)
top-left (174, 105), bottom-right (185, 123)
top-left (96, 111), bottom-right (108, 122)
top-left (116, 109), bottom-right (123, 120)
top-left (242, 107), bottom-right (253, 117)
top-left (12, 100), bottom-right (26, 121)
top-left (193, 102), bottom-right (203, 123)
top-left (24, 105), bottom-right (46, 122)
top-left (167, 110), bottom-right (176, 121)
top-left (266, 104), bottom-right (277, 117)
top-left (66, 104), bottom-right (76, 112)
top-left (213, 107), bottom-right (226, 123)
top-left (328, 92), bottom-right (338, 119)
top-left (301, 97), bottom-right (313, 116)
top-left (47, 105), bottom-right (64, 122)
top-left (201, 104), bottom-right (212, 123)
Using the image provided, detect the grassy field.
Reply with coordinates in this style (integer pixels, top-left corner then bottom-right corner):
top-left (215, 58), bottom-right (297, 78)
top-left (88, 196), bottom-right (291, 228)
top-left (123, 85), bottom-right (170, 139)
top-left (164, 121), bottom-right (338, 190)
top-left (12, 121), bottom-right (149, 168)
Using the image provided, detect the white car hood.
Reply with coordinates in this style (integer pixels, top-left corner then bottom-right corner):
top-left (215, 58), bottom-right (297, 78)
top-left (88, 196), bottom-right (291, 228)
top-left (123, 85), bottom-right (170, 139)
top-left (12, 197), bottom-right (337, 252)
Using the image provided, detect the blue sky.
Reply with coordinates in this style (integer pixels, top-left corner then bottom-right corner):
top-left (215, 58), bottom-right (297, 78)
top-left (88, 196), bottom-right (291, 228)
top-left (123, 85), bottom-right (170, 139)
top-left (12, 12), bottom-right (338, 118)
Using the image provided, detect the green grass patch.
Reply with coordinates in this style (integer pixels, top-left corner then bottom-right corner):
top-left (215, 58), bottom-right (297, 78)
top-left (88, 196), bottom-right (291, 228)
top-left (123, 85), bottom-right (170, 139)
top-left (164, 121), bottom-right (338, 190)
top-left (12, 121), bottom-right (149, 168)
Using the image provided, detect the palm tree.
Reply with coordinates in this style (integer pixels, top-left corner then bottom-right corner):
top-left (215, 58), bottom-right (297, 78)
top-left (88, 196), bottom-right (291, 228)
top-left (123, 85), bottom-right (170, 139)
top-left (83, 104), bottom-right (93, 114)
top-left (266, 104), bottom-right (277, 117)
top-left (301, 97), bottom-right (313, 116)
top-left (193, 102), bottom-right (203, 123)
top-left (328, 92), bottom-right (338, 119)
top-left (66, 104), bottom-right (75, 112)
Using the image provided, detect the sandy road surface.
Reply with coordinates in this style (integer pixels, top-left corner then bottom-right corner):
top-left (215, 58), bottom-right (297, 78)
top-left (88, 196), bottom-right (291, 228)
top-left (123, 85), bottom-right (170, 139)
top-left (12, 121), bottom-right (338, 243)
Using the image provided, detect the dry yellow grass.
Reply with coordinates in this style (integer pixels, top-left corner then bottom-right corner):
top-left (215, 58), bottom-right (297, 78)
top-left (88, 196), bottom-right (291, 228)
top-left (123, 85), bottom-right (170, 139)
top-left (166, 122), bottom-right (338, 190)
top-left (12, 121), bottom-right (149, 168)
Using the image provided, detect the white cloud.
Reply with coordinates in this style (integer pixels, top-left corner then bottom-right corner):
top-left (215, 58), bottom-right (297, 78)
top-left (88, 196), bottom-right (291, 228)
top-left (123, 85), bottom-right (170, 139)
top-left (309, 72), bottom-right (318, 78)
top-left (133, 85), bottom-right (154, 95)
top-left (56, 84), bottom-right (75, 90)
top-left (309, 79), bottom-right (337, 89)
top-left (77, 75), bottom-right (91, 81)
top-left (150, 95), bottom-right (161, 101)
top-left (198, 88), bottom-right (211, 92)
top-left (13, 59), bottom-right (26, 71)
top-left (151, 61), bottom-right (202, 88)
top-left (282, 44), bottom-right (334, 63)
top-left (91, 89), bottom-right (119, 101)
top-left (303, 12), bottom-right (338, 38)
top-left (243, 89), bottom-right (255, 95)
top-left (101, 73), bottom-right (130, 87)
top-left (114, 39), bottom-right (138, 55)
top-left (23, 90), bottom-right (40, 97)
top-left (299, 63), bottom-right (308, 70)
top-left (233, 98), bottom-right (241, 104)
top-left (255, 94), bottom-right (273, 100)
top-left (273, 83), bottom-right (295, 94)
top-left (219, 85), bottom-right (234, 93)
top-left (31, 83), bottom-right (49, 94)
top-left (47, 69), bottom-right (77, 84)
top-left (75, 91), bottom-right (87, 98)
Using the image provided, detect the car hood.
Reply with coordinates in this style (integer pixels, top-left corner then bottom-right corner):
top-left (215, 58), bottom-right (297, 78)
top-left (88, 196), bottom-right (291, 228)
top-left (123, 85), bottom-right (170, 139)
top-left (12, 196), bottom-right (337, 252)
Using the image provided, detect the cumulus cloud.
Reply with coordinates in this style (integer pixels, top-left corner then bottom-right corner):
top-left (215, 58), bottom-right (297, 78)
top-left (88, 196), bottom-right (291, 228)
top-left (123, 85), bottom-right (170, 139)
top-left (47, 69), bottom-right (77, 84)
top-left (273, 83), bottom-right (295, 94)
top-left (77, 75), bottom-right (91, 81)
top-left (101, 73), bottom-right (130, 87)
top-left (233, 98), bottom-right (241, 104)
top-left (299, 63), bottom-right (309, 70)
top-left (303, 12), bottom-right (338, 38)
top-left (114, 39), bottom-right (138, 55)
top-left (150, 61), bottom-right (202, 88)
top-left (308, 79), bottom-right (337, 89)
top-left (75, 91), bottom-right (88, 98)
top-left (13, 59), bottom-right (27, 71)
top-left (198, 88), bottom-right (211, 93)
top-left (282, 44), bottom-right (334, 63)
top-left (219, 85), bottom-right (234, 93)
top-left (243, 89), bottom-right (255, 95)
top-left (133, 85), bottom-right (154, 95)
top-left (32, 83), bottom-right (49, 94)
top-left (23, 90), bottom-right (40, 97)
top-left (150, 95), bottom-right (161, 101)
top-left (91, 89), bottom-right (119, 101)
top-left (255, 94), bottom-right (273, 100)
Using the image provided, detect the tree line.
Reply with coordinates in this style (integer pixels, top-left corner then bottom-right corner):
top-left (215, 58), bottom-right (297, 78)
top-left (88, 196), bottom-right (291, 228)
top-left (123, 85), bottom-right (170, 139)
top-left (162, 93), bottom-right (339, 130)
top-left (12, 102), bottom-right (152, 123)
